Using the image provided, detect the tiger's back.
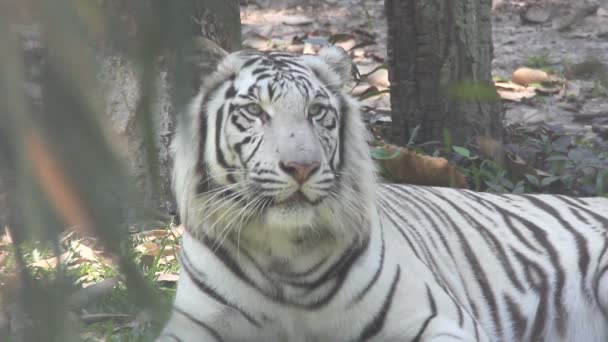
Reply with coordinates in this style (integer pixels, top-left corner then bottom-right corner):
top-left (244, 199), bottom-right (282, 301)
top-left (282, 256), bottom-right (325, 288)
top-left (380, 183), bottom-right (608, 341)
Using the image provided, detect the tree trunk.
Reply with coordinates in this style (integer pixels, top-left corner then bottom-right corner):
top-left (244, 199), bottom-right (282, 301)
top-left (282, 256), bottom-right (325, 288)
top-left (385, 0), bottom-right (503, 146)
top-left (99, 0), bottom-right (240, 217)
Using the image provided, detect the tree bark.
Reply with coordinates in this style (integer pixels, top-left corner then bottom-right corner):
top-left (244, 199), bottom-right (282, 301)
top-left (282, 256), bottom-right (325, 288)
top-left (99, 0), bottom-right (240, 217)
top-left (385, 0), bottom-right (503, 146)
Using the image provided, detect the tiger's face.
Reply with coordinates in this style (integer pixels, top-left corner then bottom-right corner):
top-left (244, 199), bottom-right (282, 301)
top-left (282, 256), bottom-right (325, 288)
top-left (207, 54), bottom-right (344, 228)
top-left (174, 47), bottom-right (376, 241)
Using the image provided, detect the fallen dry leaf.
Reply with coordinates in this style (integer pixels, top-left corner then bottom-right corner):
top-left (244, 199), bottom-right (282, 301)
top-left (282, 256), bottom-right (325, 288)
top-left (476, 136), bottom-right (506, 166)
top-left (521, 6), bottom-right (552, 24)
top-left (511, 67), bottom-right (549, 86)
top-left (80, 313), bottom-right (133, 325)
top-left (242, 33), bottom-right (272, 51)
top-left (375, 144), bottom-right (468, 188)
top-left (0, 251), bottom-right (9, 268)
top-left (156, 273), bottom-right (179, 283)
top-left (476, 136), bottom-right (551, 179)
top-left (495, 81), bottom-right (537, 102)
top-left (282, 15), bottom-right (313, 26)
top-left (365, 68), bottom-right (389, 88)
top-left (68, 276), bottom-right (120, 309)
top-left (496, 89), bottom-right (537, 102)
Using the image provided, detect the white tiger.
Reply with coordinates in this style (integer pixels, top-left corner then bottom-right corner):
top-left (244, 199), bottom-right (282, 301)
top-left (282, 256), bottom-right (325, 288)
top-left (158, 46), bottom-right (608, 342)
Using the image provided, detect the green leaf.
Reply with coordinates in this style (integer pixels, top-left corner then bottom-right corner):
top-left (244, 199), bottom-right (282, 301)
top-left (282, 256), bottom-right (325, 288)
top-left (328, 33), bottom-right (354, 44)
top-left (540, 175), bottom-right (560, 187)
top-left (500, 178), bottom-right (515, 190)
top-left (360, 64), bottom-right (389, 79)
top-left (525, 174), bottom-right (541, 187)
top-left (545, 154), bottom-right (569, 162)
top-left (303, 37), bottom-right (330, 46)
top-left (485, 181), bottom-right (506, 193)
top-left (512, 180), bottom-right (526, 194)
top-left (446, 81), bottom-right (500, 102)
top-left (452, 146), bottom-right (471, 158)
top-left (407, 124), bottom-right (421, 146)
top-left (597, 171), bottom-right (607, 196)
top-left (443, 128), bottom-right (452, 153)
top-left (371, 147), bottom-right (401, 160)
top-left (358, 87), bottom-right (390, 100)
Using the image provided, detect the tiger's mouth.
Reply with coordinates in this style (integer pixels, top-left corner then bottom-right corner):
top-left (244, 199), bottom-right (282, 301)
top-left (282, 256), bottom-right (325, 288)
top-left (272, 191), bottom-right (323, 207)
top-left (276, 191), bottom-right (308, 206)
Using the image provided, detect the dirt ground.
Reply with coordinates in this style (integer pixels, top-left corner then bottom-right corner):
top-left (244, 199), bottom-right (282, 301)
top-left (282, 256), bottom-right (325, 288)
top-left (240, 0), bottom-right (608, 139)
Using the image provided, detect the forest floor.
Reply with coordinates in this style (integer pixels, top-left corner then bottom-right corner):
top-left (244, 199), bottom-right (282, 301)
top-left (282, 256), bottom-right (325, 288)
top-left (241, 0), bottom-right (608, 137)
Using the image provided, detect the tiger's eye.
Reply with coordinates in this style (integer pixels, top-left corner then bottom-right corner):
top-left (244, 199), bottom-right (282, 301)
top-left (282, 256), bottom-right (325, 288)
top-left (309, 103), bottom-right (324, 116)
top-left (245, 103), bottom-right (263, 116)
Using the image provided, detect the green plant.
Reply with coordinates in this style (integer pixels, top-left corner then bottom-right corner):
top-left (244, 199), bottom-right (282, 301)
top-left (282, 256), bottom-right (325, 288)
top-left (526, 53), bottom-right (555, 73)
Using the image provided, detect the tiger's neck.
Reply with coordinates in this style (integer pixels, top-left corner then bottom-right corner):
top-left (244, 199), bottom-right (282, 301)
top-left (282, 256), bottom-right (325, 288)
top-left (215, 218), bottom-right (353, 269)
top-left (185, 210), bottom-right (380, 305)
top-left (192, 202), bottom-right (374, 267)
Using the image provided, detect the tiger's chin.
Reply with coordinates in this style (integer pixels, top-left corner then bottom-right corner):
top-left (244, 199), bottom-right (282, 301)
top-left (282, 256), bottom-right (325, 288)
top-left (263, 203), bottom-right (318, 230)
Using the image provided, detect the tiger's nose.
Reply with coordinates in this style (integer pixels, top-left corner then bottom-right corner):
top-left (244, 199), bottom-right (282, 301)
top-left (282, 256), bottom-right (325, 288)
top-left (279, 161), bottom-right (320, 184)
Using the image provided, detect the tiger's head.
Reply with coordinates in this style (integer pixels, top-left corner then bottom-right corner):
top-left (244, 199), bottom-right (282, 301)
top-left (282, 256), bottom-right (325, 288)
top-left (173, 46), bottom-right (377, 249)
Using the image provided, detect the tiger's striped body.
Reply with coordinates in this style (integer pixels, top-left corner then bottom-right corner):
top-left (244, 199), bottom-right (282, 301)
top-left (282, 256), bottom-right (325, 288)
top-left (158, 46), bottom-right (608, 341)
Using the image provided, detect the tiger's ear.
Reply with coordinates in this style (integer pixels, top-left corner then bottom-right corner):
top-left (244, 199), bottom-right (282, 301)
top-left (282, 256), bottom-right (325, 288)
top-left (302, 45), bottom-right (353, 89)
top-left (214, 51), bottom-right (250, 79)
top-left (201, 50), bottom-right (253, 92)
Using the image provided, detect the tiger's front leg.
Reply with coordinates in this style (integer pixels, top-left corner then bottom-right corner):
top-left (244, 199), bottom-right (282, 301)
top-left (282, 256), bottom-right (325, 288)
top-left (400, 316), bottom-right (492, 342)
top-left (156, 309), bottom-right (224, 342)
top-left (155, 265), bottom-right (268, 342)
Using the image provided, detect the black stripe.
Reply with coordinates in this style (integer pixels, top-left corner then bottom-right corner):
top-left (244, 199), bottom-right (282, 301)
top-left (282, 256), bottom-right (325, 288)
top-left (504, 294), bottom-right (527, 341)
top-left (303, 238), bottom-right (369, 309)
top-left (472, 194), bottom-right (566, 337)
top-left (201, 236), bottom-right (268, 297)
top-left (336, 96), bottom-right (347, 171)
top-left (214, 104), bottom-right (236, 183)
top-left (384, 186), bottom-right (483, 330)
top-left (251, 67), bottom-right (268, 75)
top-left (427, 188), bottom-right (525, 293)
top-left (267, 82), bottom-right (276, 101)
top-left (230, 113), bottom-right (248, 132)
top-left (278, 254), bottom-right (329, 278)
top-left (419, 188), bottom-right (504, 339)
top-left (173, 306), bottom-right (224, 342)
top-left (282, 238), bottom-right (364, 288)
top-left (412, 284), bottom-right (438, 342)
top-left (325, 117), bottom-right (337, 130)
top-left (196, 105), bottom-right (209, 195)
top-left (379, 202), bottom-right (421, 260)
top-left (241, 57), bottom-right (261, 69)
top-left (557, 195), bottom-right (608, 226)
top-left (214, 105), bottom-right (229, 168)
top-left (594, 239), bottom-right (608, 320)
top-left (160, 333), bottom-right (183, 342)
top-left (525, 195), bottom-right (590, 297)
top-left (255, 73), bottom-right (272, 82)
top-left (245, 136), bottom-right (263, 165)
top-left (382, 188), bottom-right (453, 278)
top-left (195, 79), bottom-right (228, 195)
top-left (224, 83), bottom-right (236, 98)
top-left (351, 220), bottom-right (385, 303)
top-left (180, 252), bottom-right (261, 327)
top-left (234, 136), bottom-right (252, 162)
top-left (267, 52), bottom-right (296, 58)
top-left (512, 249), bottom-right (548, 340)
top-left (358, 266), bottom-right (401, 341)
